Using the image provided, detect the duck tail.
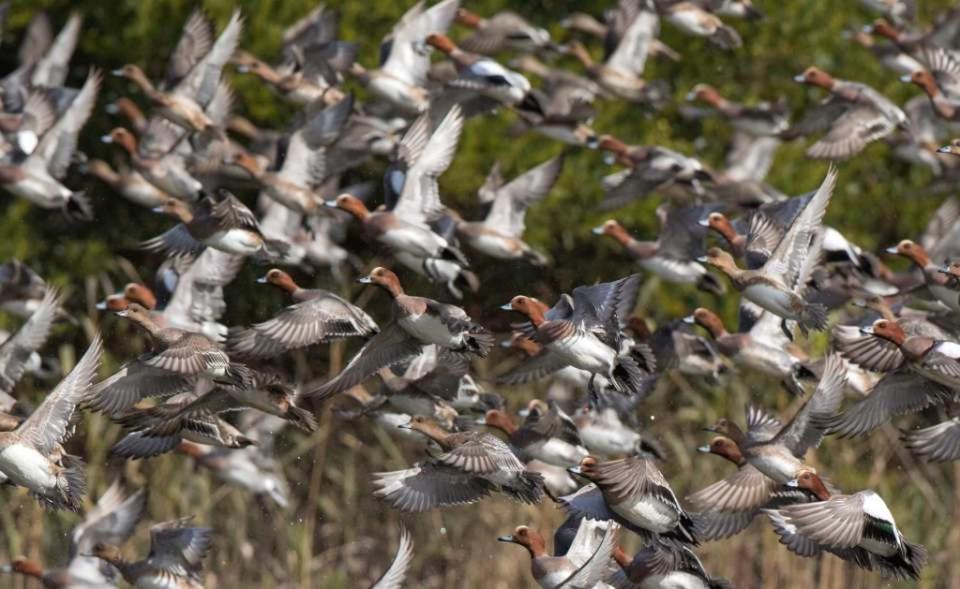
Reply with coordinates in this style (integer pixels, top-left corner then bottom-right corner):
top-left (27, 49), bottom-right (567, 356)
top-left (65, 191), bottom-right (93, 221)
top-left (42, 453), bottom-right (86, 512)
top-left (465, 327), bottom-right (496, 357)
top-left (696, 272), bottom-right (726, 295)
top-left (505, 470), bottom-right (545, 504)
top-left (798, 302), bottom-right (828, 331)
top-left (260, 238), bottom-right (294, 263)
top-left (522, 246), bottom-right (550, 267)
top-left (110, 431), bottom-right (181, 459)
top-left (710, 26), bottom-right (742, 50)
top-left (286, 404), bottom-right (319, 433)
top-left (455, 268), bottom-right (480, 295)
top-left (874, 539), bottom-right (927, 580)
top-left (628, 343), bottom-right (657, 374)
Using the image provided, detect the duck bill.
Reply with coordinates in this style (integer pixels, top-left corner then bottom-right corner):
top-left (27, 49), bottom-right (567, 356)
top-left (100, 134), bottom-right (114, 144)
top-left (256, 275), bottom-right (269, 283)
top-left (499, 303), bottom-right (514, 311)
top-left (110, 68), bottom-right (126, 77)
top-left (95, 300), bottom-right (108, 310)
top-left (899, 74), bottom-right (912, 83)
top-left (566, 465), bottom-right (583, 477)
top-left (697, 445), bottom-right (711, 453)
top-left (938, 145), bottom-right (955, 154)
top-left (792, 74), bottom-right (805, 83)
top-left (702, 425), bottom-right (718, 433)
top-left (115, 310), bottom-right (129, 317)
top-left (323, 200), bottom-right (339, 209)
top-left (859, 326), bottom-right (875, 335)
top-left (785, 478), bottom-right (799, 487)
top-left (696, 255), bottom-right (709, 263)
top-left (682, 315), bottom-right (696, 324)
top-left (884, 246), bottom-right (899, 254)
top-left (698, 218), bottom-right (710, 227)
top-left (497, 535), bottom-right (518, 543)
top-left (356, 276), bottom-right (373, 284)
top-left (591, 226), bottom-right (605, 235)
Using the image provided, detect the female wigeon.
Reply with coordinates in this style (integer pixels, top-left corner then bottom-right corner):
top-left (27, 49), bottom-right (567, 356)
top-left (228, 268), bottom-right (378, 358)
top-left (901, 49), bottom-right (960, 120)
top-left (92, 516), bottom-right (211, 589)
top-left (145, 193), bottom-right (291, 259)
top-left (455, 8), bottom-right (552, 55)
top-left (663, 2), bottom-right (742, 49)
top-left (85, 158), bottom-right (171, 209)
top-left (572, 404), bottom-right (662, 458)
top-left (498, 519), bottom-right (618, 589)
top-left (787, 67), bottom-right (907, 160)
top-left (483, 399), bottom-right (589, 468)
top-left (765, 470), bottom-right (926, 579)
top-left (373, 415), bottom-right (545, 511)
top-left (100, 127), bottom-right (203, 200)
top-left (593, 209), bottom-right (724, 294)
top-left (307, 268), bottom-right (493, 399)
top-left (454, 155), bottom-right (563, 265)
top-left (112, 11), bottom-right (242, 133)
top-left (565, 455), bottom-right (697, 544)
top-left (0, 335), bottom-right (101, 511)
top-left (701, 167), bottom-right (838, 334)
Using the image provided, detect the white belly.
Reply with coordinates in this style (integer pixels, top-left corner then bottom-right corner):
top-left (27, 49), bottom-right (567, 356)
top-left (467, 233), bottom-right (522, 259)
top-left (668, 10), bottom-right (714, 35)
top-left (526, 438), bottom-right (589, 467)
top-left (739, 345), bottom-right (795, 379)
top-left (379, 225), bottom-right (445, 258)
top-left (640, 257), bottom-right (703, 284)
top-left (206, 229), bottom-right (262, 255)
top-left (550, 333), bottom-right (616, 374)
top-left (369, 77), bottom-right (427, 113)
top-left (611, 496), bottom-right (678, 533)
top-left (136, 575), bottom-right (187, 589)
top-left (749, 453), bottom-right (801, 484)
top-left (537, 565), bottom-right (579, 589)
top-left (639, 572), bottom-right (711, 589)
top-left (744, 284), bottom-right (798, 319)
top-left (0, 443), bottom-right (57, 490)
top-left (579, 425), bottom-right (640, 456)
top-left (398, 313), bottom-right (461, 349)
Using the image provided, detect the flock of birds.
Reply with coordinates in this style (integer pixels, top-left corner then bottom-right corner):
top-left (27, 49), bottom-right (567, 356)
top-left (4, 0), bottom-right (960, 586)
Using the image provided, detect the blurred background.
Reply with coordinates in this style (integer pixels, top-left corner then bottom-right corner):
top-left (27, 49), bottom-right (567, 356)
top-left (1, 0), bottom-right (959, 587)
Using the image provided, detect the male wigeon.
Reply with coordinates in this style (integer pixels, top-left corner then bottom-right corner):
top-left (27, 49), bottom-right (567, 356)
top-left (886, 238), bottom-right (960, 312)
top-left (701, 167), bottom-right (838, 334)
top-left (564, 455), bottom-right (697, 544)
top-left (372, 415), bottom-right (545, 511)
top-left (426, 33), bottom-right (538, 111)
top-left (483, 399), bottom-right (589, 468)
top-left (765, 470), bottom-right (926, 579)
top-left (228, 268), bottom-right (378, 358)
top-left (705, 354), bottom-right (847, 485)
top-left (818, 318), bottom-right (958, 437)
top-left (455, 7), bottom-right (552, 55)
top-left (85, 158), bottom-right (171, 209)
top-left (0, 334), bottom-right (101, 511)
top-left (501, 275), bottom-right (656, 394)
top-left (92, 516), bottom-right (212, 589)
top-left (145, 192), bottom-right (291, 260)
top-left (593, 206), bottom-right (724, 294)
top-left (498, 518), bottom-right (619, 589)
top-left (787, 67), bottom-right (907, 160)
top-left (113, 11), bottom-right (242, 133)
top-left (307, 267), bottom-right (493, 399)
top-left (100, 127), bottom-right (203, 201)
top-left (453, 155), bottom-right (563, 265)
top-left (350, 0), bottom-right (458, 114)
top-left (573, 403), bottom-right (662, 458)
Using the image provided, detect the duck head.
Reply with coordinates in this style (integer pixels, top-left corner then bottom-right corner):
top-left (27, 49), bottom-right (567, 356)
top-left (885, 239), bottom-right (930, 267)
top-left (258, 268), bottom-right (299, 294)
top-left (107, 97), bottom-right (146, 127)
top-left (91, 542), bottom-right (123, 564)
top-left (9, 558), bottom-right (43, 579)
top-left (698, 247), bottom-right (739, 272)
top-left (455, 8), bottom-right (484, 28)
top-left (100, 127), bottom-right (137, 155)
top-left (501, 295), bottom-right (546, 326)
top-left (400, 415), bottom-right (450, 444)
top-left (328, 193), bottom-right (370, 220)
top-left (425, 33), bottom-right (458, 55)
top-left (596, 134), bottom-right (629, 156)
top-left (861, 318), bottom-right (907, 346)
top-left (482, 409), bottom-right (518, 434)
top-left (787, 469), bottom-right (831, 501)
top-left (97, 293), bottom-right (129, 312)
top-left (903, 69), bottom-right (939, 96)
top-left (231, 50), bottom-right (269, 76)
top-left (685, 307), bottom-right (727, 338)
top-left (686, 83), bottom-right (726, 107)
top-left (114, 302), bottom-right (152, 324)
top-left (498, 525), bottom-right (547, 557)
top-left (123, 283), bottom-right (157, 310)
top-left (592, 219), bottom-right (632, 245)
top-left (698, 436), bottom-right (745, 466)
top-left (357, 267), bottom-right (404, 297)
top-left (153, 198), bottom-right (194, 223)
top-left (868, 18), bottom-right (901, 42)
top-left (700, 211), bottom-right (739, 242)
top-left (703, 417), bottom-right (746, 443)
top-left (568, 455), bottom-right (600, 479)
top-left (225, 151), bottom-right (265, 178)
top-left (794, 66), bottom-right (835, 90)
